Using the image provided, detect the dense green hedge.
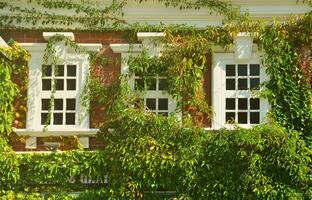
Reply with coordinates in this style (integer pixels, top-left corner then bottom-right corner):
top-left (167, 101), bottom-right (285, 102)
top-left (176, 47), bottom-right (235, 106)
top-left (1, 110), bottom-right (312, 199)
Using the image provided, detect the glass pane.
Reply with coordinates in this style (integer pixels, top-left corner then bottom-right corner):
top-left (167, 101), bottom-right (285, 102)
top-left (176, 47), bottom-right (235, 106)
top-left (55, 79), bottom-right (64, 90)
top-left (41, 99), bottom-right (50, 111)
top-left (66, 99), bottom-right (76, 110)
top-left (146, 98), bottom-right (156, 110)
top-left (226, 79), bottom-right (235, 90)
top-left (159, 79), bottom-right (168, 90)
top-left (67, 79), bottom-right (76, 90)
top-left (226, 65), bottom-right (235, 76)
top-left (226, 112), bottom-right (235, 123)
top-left (238, 112), bottom-right (248, 124)
top-left (250, 64), bottom-right (260, 76)
top-left (42, 65), bottom-right (52, 77)
top-left (238, 98), bottom-right (248, 110)
top-left (226, 98), bottom-right (235, 110)
top-left (67, 65), bottom-right (76, 77)
top-left (135, 79), bottom-right (144, 90)
top-left (250, 78), bottom-right (260, 90)
top-left (250, 112), bottom-right (260, 124)
top-left (54, 99), bottom-right (63, 110)
top-left (250, 98), bottom-right (260, 110)
top-left (55, 65), bottom-right (64, 76)
top-left (158, 98), bottom-right (168, 110)
top-left (41, 113), bottom-right (50, 125)
top-left (66, 113), bottom-right (75, 125)
top-left (146, 78), bottom-right (157, 90)
top-left (53, 113), bottom-right (63, 125)
top-left (238, 78), bottom-right (248, 90)
top-left (42, 79), bottom-right (51, 90)
top-left (238, 64), bottom-right (247, 76)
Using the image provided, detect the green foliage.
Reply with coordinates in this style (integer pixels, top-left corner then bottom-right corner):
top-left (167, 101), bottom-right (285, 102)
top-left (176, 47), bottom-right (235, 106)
top-left (258, 12), bottom-right (312, 139)
top-left (0, 42), bottom-right (29, 137)
top-left (97, 107), bottom-right (312, 199)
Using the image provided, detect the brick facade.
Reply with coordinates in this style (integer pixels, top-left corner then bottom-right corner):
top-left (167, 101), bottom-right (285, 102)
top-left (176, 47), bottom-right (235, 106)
top-left (1, 30), bottom-right (212, 151)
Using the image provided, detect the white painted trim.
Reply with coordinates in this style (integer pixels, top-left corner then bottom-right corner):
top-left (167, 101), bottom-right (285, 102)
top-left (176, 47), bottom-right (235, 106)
top-left (14, 128), bottom-right (99, 137)
top-left (22, 42), bottom-right (102, 136)
top-left (137, 32), bottom-right (165, 41)
top-left (25, 136), bottom-right (37, 149)
top-left (212, 52), bottom-right (269, 129)
top-left (43, 32), bottom-right (75, 41)
top-left (110, 44), bottom-right (142, 53)
top-left (0, 36), bottom-right (8, 47)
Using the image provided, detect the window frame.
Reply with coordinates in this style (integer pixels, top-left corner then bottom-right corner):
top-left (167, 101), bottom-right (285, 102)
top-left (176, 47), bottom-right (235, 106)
top-left (212, 53), bottom-right (269, 129)
top-left (17, 42), bottom-right (102, 135)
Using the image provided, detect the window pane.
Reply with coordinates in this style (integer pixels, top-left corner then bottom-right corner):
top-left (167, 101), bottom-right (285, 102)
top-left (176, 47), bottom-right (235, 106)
top-left (42, 65), bottom-right (52, 77)
top-left (41, 113), bottom-right (50, 125)
top-left (67, 79), bottom-right (76, 90)
top-left (67, 65), bottom-right (76, 77)
top-left (55, 65), bottom-right (64, 76)
top-left (226, 79), bottom-right (235, 90)
top-left (158, 98), bottom-right (168, 110)
top-left (146, 78), bottom-right (157, 90)
top-left (226, 64), bottom-right (235, 76)
top-left (238, 64), bottom-right (247, 76)
top-left (146, 98), bottom-right (156, 110)
top-left (226, 98), bottom-right (235, 110)
top-left (250, 64), bottom-right (260, 76)
top-left (42, 79), bottom-right (51, 90)
top-left (238, 112), bottom-right (248, 124)
top-left (238, 98), bottom-right (248, 110)
top-left (66, 99), bottom-right (76, 110)
top-left (54, 99), bottom-right (63, 110)
top-left (238, 78), bottom-right (247, 90)
top-left (66, 113), bottom-right (75, 125)
top-left (135, 79), bottom-right (144, 90)
top-left (159, 79), bottom-right (168, 90)
top-left (41, 99), bottom-right (50, 111)
top-left (250, 112), bottom-right (260, 124)
top-left (53, 113), bottom-right (63, 125)
top-left (250, 98), bottom-right (260, 110)
top-left (250, 78), bottom-right (260, 90)
top-left (226, 112), bottom-right (235, 123)
top-left (55, 79), bottom-right (64, 90)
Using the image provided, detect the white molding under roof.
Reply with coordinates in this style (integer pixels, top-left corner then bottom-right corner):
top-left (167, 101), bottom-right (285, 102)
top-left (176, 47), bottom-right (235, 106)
top-left (110, 44), bottom-right (142, 53)
top-left (137, 32), bottom-right (165, 41)
top-left (0, 36), bottom-right (8, 47)
top-left (14, 128), bottom-right (99, 137)
top-left (43, 32), bottom-right (75, 41)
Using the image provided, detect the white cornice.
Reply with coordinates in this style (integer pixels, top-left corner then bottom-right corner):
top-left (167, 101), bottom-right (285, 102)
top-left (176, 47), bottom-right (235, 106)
top-left (14, 128), bottom-right (99, 137)
top-left (43, 32), bottom-right (75, 41)
top-left (110, 44), bottom-right (142, 53)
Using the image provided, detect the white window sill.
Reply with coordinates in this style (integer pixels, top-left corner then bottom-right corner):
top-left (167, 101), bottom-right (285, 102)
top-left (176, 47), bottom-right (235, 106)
top-left (13, 128), bottom-right (99, 137)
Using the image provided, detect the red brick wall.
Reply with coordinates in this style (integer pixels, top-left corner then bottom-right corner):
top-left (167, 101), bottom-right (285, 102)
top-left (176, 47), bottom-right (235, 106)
top-left (1, 30), bottom-right (212, 151)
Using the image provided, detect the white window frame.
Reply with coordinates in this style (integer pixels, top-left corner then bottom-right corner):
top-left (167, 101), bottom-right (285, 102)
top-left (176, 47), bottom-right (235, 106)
top-left (110, 34), bottom-right (177, 116)
top-left (212, 52), bottom-right (269, 129)
top-left (16, 42), bottom-right (102, 136)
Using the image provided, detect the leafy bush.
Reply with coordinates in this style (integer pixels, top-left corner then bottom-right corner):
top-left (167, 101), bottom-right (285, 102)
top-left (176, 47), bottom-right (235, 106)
top-left (100, 109), bottom-right (312, 199)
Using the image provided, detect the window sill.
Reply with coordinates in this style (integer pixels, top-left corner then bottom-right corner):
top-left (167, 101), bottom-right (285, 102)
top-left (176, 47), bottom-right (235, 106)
top-left (13, 128), bottom-right (99, 137)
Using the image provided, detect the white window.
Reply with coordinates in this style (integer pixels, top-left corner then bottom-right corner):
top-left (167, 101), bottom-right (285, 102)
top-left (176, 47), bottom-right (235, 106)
top-left (17, 35), bottom-right (101, 136)
top-left (133, 74), bottom-right (175, 116)
top-left (212, 53), bottom-right (269, 129)
top-left (40, 64), bottom-right (78, 126)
